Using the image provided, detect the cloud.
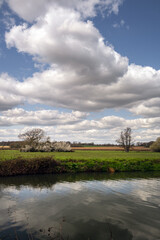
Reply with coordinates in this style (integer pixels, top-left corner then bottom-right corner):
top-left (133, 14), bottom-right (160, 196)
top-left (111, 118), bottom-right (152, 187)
top-left (1, 0), bottom-right (160, 144)
top-left (0, 73), bottom-right (24, 111)
top-left (5, 8), bottom-right (128, 84)
top-left (6, 0), bottom-right (124, 22)
top-left (0, 108), bottom-right (88, 126)
top-left (1, 108), bottom-right (160, 142)
top-left (113, 19), bottom-right (125, 28)
top-left (113, 19), bottom-right (129, 30)
top-left (14, 64), bottom-right (160, 112)
top-left (129, 98), bottom-right (160, 118)
top-left (0, 128), bottom-right (20, 141)
top-left (4, 66), bottom-right (160, 115)
top-left (4, 1), bottom-right (160, 113)
top-left (0, 0), bottom-right (3, 8)
top-left (2, 17), bottom-right (15, 30)
top-left (56, 115), bottom-right (160, 133)
top-left (1, 11), bottom-right (16, 30)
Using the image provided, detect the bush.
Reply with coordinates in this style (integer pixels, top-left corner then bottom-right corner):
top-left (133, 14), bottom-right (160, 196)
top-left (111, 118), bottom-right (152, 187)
top-left (20, 145), bottom-right (33, 152)
top-left (53, 141), bottom-right (71, 152)
top-left (20, 141), bottom-right (72, 152)
top-left (0, 157), bottom-right (60, 176)
top-left (150, 137), bottom-right (160, 152)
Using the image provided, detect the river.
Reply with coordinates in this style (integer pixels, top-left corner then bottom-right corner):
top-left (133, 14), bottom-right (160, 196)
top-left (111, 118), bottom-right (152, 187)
top-left (0, 172), bottom-right (160, 240)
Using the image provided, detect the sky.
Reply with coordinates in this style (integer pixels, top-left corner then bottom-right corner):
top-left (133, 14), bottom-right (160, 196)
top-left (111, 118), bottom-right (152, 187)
top-left (0, 0), bottom-right (160, 144)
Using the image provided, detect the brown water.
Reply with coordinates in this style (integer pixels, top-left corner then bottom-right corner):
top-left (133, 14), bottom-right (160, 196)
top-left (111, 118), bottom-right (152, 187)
top-left (0, 172), bottom-right (160, 240)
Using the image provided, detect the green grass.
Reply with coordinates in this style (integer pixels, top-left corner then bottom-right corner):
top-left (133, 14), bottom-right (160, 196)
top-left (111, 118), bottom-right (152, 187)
top-left (0, 150), bottom-right (160, 161)
top-left (0, 150), bottom-right (160, 176)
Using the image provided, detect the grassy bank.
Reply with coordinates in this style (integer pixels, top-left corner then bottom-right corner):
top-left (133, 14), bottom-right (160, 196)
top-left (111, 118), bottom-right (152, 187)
top-left (0, 150), bottom-right (160, 176)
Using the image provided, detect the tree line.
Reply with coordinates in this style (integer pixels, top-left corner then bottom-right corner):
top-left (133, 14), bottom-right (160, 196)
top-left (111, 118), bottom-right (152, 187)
top-left (1, 127), bottom-right (160, 152)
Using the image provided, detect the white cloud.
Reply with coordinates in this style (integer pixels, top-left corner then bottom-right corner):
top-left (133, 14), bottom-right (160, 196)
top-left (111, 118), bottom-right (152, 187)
top-left (113, 19), bottom-right (125, 28)
top-left (0, 108), bottom-right (160, 142)
top-left (2, 11), bottom-right (16, 29)
top-left (0, 0), bottom-right (3, 8)
top-left (113, 19), bottom-right (129, 30)
top-left (129, 98), bottom-right (160, 118)
top-left (0, 128), bottom-right (20, 141)
top-left (2, 16), bottom-right (15, 30)
top-left (4, 2), bottom-right (160, 113)
top-left (1, 0), bottom-right (160, 143)
top-left (6, 0), bottom-right (124, 22)
top-left (14, 64), bottom-right (160, 112)
top-left (5, 7), bottom-right (128, 84)
top-left (0, 73), bottom-right (24, 111)
top-left (0, 108), bottom-right (88, 126)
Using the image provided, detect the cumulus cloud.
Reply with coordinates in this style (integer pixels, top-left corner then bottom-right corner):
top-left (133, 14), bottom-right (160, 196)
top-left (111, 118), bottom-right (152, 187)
top-left (56, 115), bottom-right (160, 133)
top-left (1, 108), bottom-right (160, 142)
top-left (129, 98), bottom-right (160, 118)
top-left (1, 0), bottom-right (160, 143)
top-left (14, 65), bottom-right (160, 112)
top-left (0, 108), bottom-right (88, 126)
top-left (5, 7), bottom-right (128, 84)
top-left (0, 73), bottom-right (24, 111)
top-left (1, 124), bottom-right (158, 143)
top-left (0, 128), bottom-right (19, 141)
top-left (6, 0), bottom-right (124, 22)
top-left (4, 1), bottom-right (160, 113)
top-left (37, 116), bottom-right (160, 143)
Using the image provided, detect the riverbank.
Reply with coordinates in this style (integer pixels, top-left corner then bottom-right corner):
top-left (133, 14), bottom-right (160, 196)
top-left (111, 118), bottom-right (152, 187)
top-left (0, 150), bottom-right (160, 176)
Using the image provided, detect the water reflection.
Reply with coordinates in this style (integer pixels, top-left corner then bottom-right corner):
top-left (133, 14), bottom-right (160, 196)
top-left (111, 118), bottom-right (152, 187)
top-left (0, 172), bottom-right (160, 240)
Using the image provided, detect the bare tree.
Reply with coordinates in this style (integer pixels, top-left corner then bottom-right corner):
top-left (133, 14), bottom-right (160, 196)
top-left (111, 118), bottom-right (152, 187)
top-left (116, 127), bottom-right (133, 152)
top-left (18, 128), bottom-right (46, 147)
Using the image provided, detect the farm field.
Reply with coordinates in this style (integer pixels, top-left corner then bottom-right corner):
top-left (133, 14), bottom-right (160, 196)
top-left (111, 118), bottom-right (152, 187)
top-left (0, 150), bottom-right (160, 161)
top-left (71, 146), bottom-right (150, 151)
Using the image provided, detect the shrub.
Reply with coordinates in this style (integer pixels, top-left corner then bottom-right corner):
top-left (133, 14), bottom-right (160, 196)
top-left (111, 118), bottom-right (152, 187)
top-left (20, 145), bottom-right (33, 152)
top-left (20, 141), bottom-right (71, 152)
top-left (34, 142), bottom-right (55, 152)
top-left (0, 157), bottom-right (60, 176)
top-left (150, 137), bottom-right (160, 152)
top-left (52, 142), bottom-right (71, 152)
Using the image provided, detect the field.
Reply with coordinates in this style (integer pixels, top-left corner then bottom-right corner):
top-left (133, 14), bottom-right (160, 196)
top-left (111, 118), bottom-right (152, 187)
top-left (0, 149), bottom-right (160, 161)
top-left (0, 150), bottom-right (160, 176)
top-left (71, 146), bottom-right (150, 151)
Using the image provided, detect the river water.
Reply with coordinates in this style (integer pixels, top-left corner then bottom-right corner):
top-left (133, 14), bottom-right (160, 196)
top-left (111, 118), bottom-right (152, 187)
top-left (0, 172), bottom-right (160, 240)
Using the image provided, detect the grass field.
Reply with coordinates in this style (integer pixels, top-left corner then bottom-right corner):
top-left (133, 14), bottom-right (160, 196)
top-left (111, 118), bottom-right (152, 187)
top-left (0, 150), bottom-right (160, 176)
top-left (0, 150), bottom-right (160, 161)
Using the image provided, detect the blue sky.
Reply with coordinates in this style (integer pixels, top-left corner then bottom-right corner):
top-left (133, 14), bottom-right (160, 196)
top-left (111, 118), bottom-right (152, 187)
top-left (1, 0), bottom-right (160, 77)
top-left (94, 0), bottom-right (160, 70)
top-left (0, 0), bottom-right (160, 143)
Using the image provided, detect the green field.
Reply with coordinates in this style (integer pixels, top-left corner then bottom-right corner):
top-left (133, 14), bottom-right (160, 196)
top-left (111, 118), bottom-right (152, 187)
top-left (0, 150), bottom-right (160, 161)
top-left (0, 150), bottom-right (160, 176)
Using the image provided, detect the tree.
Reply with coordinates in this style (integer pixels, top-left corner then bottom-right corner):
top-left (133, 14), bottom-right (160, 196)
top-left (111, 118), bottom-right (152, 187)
top-left (150, 137), bottom-right (160, 152)
top-left (53, 141), bottom-right (71, 152)
top-left (116, 127), bottom-right (133, 152)
top-left (18, 128), bottom-right (46, 147)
